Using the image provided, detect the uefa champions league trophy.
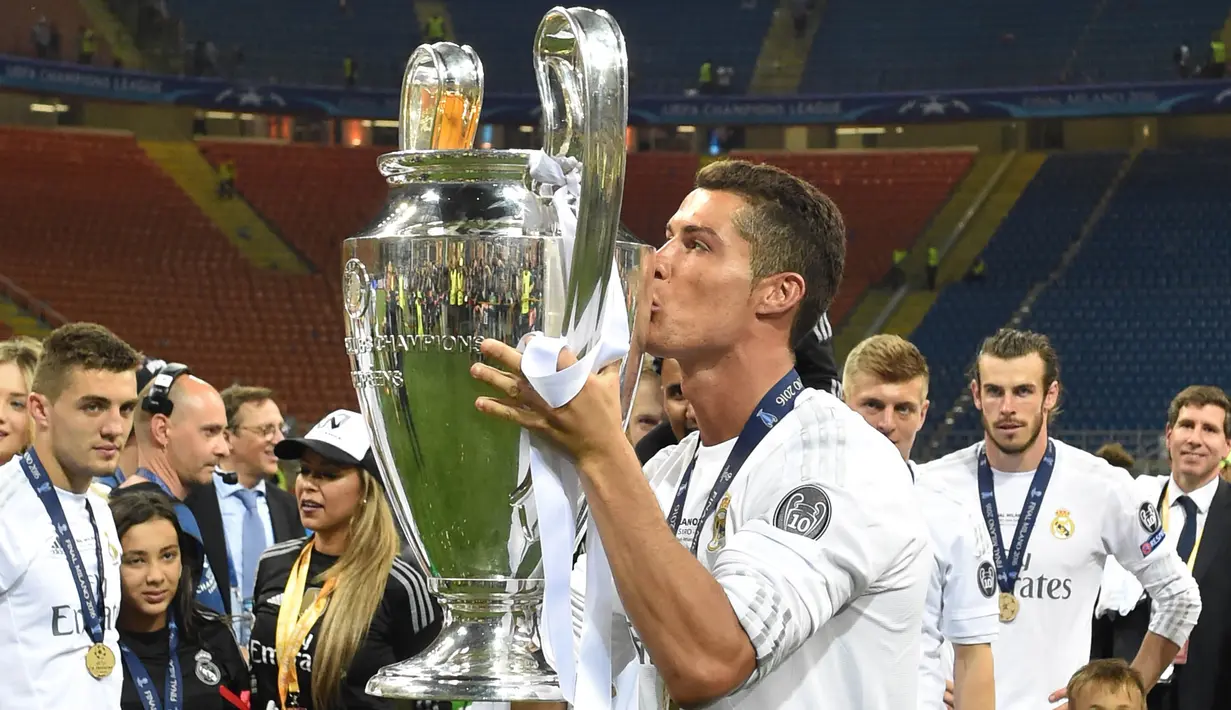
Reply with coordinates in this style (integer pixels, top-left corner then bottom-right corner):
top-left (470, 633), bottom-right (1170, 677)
top-left (340, 6), bottom-right (652, 703)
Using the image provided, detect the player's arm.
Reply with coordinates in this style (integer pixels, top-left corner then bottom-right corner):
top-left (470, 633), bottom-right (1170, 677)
top-left (938, 500), bottom-right (999, 710)
top-left (952, 644), bottom-right (995, 710)
top-left (580, 444), bottom-right (756, 707)
top-left (704, 449), bottom-right (911, 692)
top-left (1104, 471), bottom-right (1202, 690)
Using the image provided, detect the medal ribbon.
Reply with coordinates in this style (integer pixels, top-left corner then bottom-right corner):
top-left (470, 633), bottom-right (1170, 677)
top-left (976, 439), bottom-right (1056, 595)
top-left (19, 450), bottom-right (107, 646)
top-left (665, 369), bottom-right (803, 556)
top-left (118, 615), bottom-right (182, 710)
top-left (276, 543), bottom-right (338, 708)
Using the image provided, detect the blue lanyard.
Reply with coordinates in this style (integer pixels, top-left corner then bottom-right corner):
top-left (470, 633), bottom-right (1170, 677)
top-left (119, 616), bottom-right (182, 710)
top-left (976, 439), bottom-right (1057, 594)
top-left (666, 369), bottom-right (804, 556)
top-left (19, 449), bottom-right (106, 644)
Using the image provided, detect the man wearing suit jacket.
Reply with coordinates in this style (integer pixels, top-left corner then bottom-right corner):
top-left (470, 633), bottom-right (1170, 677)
top-left (185, 385), bottom-right (303, 644)
top-left (1094, 385), bottom-right (1231, 710)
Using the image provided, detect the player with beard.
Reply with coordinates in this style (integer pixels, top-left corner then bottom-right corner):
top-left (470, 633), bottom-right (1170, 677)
top-left (917, 329), bottom-right (1201, 710)
top-left (0, 323), bottom-right (142, 709)
top-left (475, 160), bottom-right (930, 709)
top-left (116, 365), bottom-right (230, 613)
top-left (842, 334), bottom-right (997, 710)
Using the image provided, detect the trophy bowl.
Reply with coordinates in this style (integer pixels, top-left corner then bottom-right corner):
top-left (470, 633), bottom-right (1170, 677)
top-left (342, 6), bottom-right (647, 702)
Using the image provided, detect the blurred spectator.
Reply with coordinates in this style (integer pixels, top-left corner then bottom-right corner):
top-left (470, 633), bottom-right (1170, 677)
top-left (77, 25), bottom-right (96, 65)
top-left (31, 17), bottom-right (50, 59)
top-left (1095, 442), bottom-right (1136, 472)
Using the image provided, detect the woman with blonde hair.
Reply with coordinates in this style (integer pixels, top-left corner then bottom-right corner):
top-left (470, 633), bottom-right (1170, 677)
top-left (0, 335), bottom-right (42, 464)
top-left (248, 409), bottom-right (446, 710)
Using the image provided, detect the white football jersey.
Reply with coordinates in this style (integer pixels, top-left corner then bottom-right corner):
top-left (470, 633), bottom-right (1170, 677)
top-left (917, 439), bottom-right (1201, 710)
top-left (0, 454), bottom-right (124, 709)
top-left (913, 480), bottom-right (999, 710)
top-left (575, 388), bottom-right (932, 710)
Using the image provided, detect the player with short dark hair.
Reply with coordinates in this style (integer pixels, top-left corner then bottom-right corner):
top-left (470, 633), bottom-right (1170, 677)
top-left (473, 159), bottom-right (930, 709)
top-left (0, 322), bottom-right (142, 709)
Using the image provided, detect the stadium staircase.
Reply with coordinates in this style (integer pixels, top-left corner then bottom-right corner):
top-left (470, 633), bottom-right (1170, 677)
top-left (0, 297), bottom-right (53, 340)
top-left (75, 0), bottom-right (147, 69)
top-left (877, 152), bottom-right (1047, 340)
top-left (1018, 147), bottom-right (1230, 436)
top-left (0, 127), bottom-right (350, 423)
top-left (747, 0), bottom-right (827, 95)
top-left (139, 141), bottom-right (310, 274)
top-left (909, 151), bottom-right (1132, 461)
top-left (833, 150), bottom-right (1015, 360)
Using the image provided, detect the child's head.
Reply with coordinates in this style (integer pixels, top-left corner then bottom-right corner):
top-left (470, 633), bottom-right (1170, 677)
top-left (1066, 659), bottom-right (1147, 710)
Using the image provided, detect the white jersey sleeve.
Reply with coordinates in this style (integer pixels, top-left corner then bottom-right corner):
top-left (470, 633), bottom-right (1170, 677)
top-left (709, 401), bottom-right (926, 686)
top-left (923, 487), bottom-right (999, 646)
top-left (1099, 463), bottom-right (1201, 646)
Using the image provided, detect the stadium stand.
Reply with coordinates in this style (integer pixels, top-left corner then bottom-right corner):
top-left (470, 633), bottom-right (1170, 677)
top-left (197, 141), bottom-right (387, 279)
top-left (1022, 147), bottom-right (1231, 431)
top-left (165, 0), bottom-right (422, 87)
top-left (164, 0), bottom-right (773, 93)
top-left (735, 150), bottom-right (975, 322)
top-left (911, 152), bottom-right (1126, 450)
top-left (449, 0), bottom-right (774, 94)
top-left (802, 0), bottom-right (1228, 93)
top-left (2, 0), bottom-right (114, 66)
top-left (0, 127), bottom-right (353, 423)
top-left (1066, 0), bottom-right (1231, 84)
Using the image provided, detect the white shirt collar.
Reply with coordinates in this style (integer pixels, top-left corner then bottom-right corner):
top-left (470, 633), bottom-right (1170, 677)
top-left (213, 469), bottom-right (266, 498)
top-left (1167, 472), bottom-right (1219, 515)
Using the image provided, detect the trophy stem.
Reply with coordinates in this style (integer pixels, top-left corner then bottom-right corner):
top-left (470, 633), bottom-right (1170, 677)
top-left (365, 580), bottom-right (564, 703)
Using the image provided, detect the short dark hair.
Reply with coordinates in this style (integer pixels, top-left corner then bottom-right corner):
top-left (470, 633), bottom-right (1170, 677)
top-left (1095, 442), bottom-right (1136, 471)
top-left (31, 323), bottom-right (142, 401)
top-left (1066, 659), bottom-right (1145, 710)
top-left (220, 384), bottom-right (276, 428)
top-left (1167, 385), bottom-right (1231, 438)
top-left (694, 159), bottom-right (846, 345)
top-left (969, 328), bottom-right (1060, 389)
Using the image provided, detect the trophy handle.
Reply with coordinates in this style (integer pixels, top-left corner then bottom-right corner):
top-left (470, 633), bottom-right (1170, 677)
top-left (533, 6), bottom-right (629, 357)
top-left (399, 42), bottom-right (485, 151)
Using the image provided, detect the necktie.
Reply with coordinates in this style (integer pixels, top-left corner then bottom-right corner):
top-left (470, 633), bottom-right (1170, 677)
top-left (1175, 494), bottom-right (1199, 564)
top-left (235, 488), bottom-right (266, 598)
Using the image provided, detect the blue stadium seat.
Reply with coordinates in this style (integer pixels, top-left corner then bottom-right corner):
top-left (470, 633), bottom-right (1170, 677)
top-left (168, 0), bottom-right (774, 93)
top-left (801, 0), bottom-right (1227, 93)
top-left (1021, 147), bottom-right (1231, 431)
top-left (911, 152), bottom-right (1125, 444)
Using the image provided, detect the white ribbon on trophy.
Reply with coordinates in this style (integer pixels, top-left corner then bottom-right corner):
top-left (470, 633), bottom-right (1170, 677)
top-left (517, 151), bottom-right (632, 710)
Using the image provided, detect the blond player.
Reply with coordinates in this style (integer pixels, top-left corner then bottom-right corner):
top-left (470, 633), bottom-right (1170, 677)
top-left (844, 334), bottom-right (997, 710)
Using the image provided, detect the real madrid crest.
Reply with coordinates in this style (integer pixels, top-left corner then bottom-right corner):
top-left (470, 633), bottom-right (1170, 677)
top-left (194, 649), bottom-right (222, 686)
top-left (1050, 509), bottom-right (1075, 540)
top-left (708, 494), bottom-right (732, 552)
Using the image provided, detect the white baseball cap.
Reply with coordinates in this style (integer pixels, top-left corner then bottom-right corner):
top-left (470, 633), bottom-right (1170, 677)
top-left (274, 409), bottom-right (381, 481)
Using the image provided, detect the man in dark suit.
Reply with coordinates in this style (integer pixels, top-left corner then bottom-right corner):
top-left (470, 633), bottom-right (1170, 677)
top-left (185, 385), bottom-right (303, 637)
top-left (1093, 385), bottom-right (1231, 710)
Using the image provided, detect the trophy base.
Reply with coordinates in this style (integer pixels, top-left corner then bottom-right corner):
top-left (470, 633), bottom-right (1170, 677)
top-left (366, 581), bottom-right (564, 703)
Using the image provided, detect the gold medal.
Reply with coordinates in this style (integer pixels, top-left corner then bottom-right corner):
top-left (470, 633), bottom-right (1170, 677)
top-left (998, 592), bottom-right (1019, 623)
top-left (85, 642), bottom-right (116, 679)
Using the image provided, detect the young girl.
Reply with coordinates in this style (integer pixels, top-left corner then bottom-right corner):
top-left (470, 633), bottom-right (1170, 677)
top-left (249, 409), bottom-right (445, 710)
top-left (110, 489), bottom-right (249, 709)
top-left (0, 336), bottom-right (41, 464)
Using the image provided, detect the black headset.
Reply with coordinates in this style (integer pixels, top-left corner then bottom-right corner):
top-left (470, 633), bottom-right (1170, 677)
top-left (141, 363), bottom-right (191, 417)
